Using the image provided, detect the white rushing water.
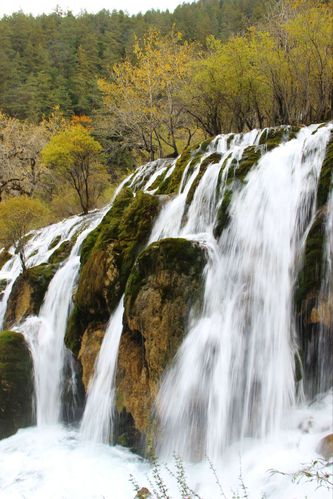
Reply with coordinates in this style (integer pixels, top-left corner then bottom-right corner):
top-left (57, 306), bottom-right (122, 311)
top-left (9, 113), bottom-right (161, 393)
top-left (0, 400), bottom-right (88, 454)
top-left (156, 125), bottom-right (333, 459)
top-left (0, 215), bottom-right (84, 328)
top-left (0, 124), bottom-right (332, 498)
top-left (16, 211), bottom-right (106, 425)
top-left (80, 298), bottom-right (125, 442)
top-left (2, 177), bottom-right (131, 427)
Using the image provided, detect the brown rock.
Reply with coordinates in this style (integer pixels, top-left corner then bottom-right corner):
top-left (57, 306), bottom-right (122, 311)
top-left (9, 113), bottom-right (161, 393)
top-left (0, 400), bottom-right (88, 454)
top-left (116, 237), bottom-right (206, 451)
top-left (317, 434), bottom-right (333, 460)
top-left (78, 325), bottom-right (105, 390)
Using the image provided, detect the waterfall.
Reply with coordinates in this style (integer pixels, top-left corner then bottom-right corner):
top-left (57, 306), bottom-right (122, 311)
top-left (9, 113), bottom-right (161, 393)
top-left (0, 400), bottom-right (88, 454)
top-left (80, 298), bottom-right (125, 442)
top-left (6, 178), bottom-right (131, 426)
top-left (0, 215), bottom-right (84, 328)
top-left (0, 124), bottom-right (332, 499)
top-left (80, 130), bottom-right (265, 443)
top-left (156, 125), bottom-right (332, 459)
top-left (17, 211), bottom-right (105, 425)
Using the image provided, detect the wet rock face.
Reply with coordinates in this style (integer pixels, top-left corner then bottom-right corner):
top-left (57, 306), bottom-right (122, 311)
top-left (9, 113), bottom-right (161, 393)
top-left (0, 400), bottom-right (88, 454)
top-left (78, 325), bottom-right (105, 391)
top-left (0, 331), bottom-right (34, 439)
top-left (65, 188), bottom-right (160, 356)
top-left (295, 133), bottom-right (333, 393)
top-left (116, 238), bottom-right (206, 451)
top-left (4, 264), bottom-right (58, 328)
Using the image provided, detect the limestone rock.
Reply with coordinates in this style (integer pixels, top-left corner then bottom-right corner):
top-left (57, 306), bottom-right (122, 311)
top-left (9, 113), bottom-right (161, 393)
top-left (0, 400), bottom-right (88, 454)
top-left (116, 237), bottom-right (206, 451)
top-left (78, 325), bottom-right (105, 390)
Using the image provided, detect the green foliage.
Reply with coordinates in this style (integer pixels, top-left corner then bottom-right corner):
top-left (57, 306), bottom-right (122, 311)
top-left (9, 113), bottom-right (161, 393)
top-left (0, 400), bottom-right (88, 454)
top-left (0, 196), bottom-right (49, 270)
top-left (0, 2), bottom-right (270, 121)
top-left (41, 124), bottom-right (106, 214)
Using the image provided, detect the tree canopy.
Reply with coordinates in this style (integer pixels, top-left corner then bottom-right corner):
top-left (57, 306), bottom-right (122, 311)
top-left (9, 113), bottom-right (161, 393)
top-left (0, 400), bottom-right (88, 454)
top-left (0, 197), bottom-right (49, 270)
top-left (41, 125), bottom-right (106, 214)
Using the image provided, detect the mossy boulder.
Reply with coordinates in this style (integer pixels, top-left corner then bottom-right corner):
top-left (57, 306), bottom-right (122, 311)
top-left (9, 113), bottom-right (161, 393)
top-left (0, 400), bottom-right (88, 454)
top-left (4, 263), bottom-right (58, 328)
top-left (116, 238), bottom-right (206, 452)
top-left (0, 250), bottom-right (12, 270)
top-left (0, 331), bottom-right (34, 439)
top-left (65, 188), bottom-right (160, 355)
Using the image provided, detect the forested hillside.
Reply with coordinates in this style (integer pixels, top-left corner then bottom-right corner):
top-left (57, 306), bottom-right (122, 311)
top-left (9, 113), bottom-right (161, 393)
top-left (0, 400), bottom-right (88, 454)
top-left (0, 0), bottom-right (332, 228)
top-left (0, 0), bottom-right (268, 119)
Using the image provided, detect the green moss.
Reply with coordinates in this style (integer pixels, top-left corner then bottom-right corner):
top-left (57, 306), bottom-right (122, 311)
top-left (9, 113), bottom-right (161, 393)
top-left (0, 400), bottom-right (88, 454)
top-left (157, 148), bottom-right (192, 195)
top-left (125, 237), bottom-right (206, 307)
top-left (48, 240), bottom-right (73, 265)
top-left (317, 131), bottom-right (333, 209)
top-left (68, 190), bottom-right (160, 352)
top-left (213, 146), bottom-right (261, 239)
top-left (259, 125), bottom-right (300, 151)
top-left (295, 210), bottom-right (325, 314)
top-left (148, 168), bottom-right (168, 191)
top-left (25, 263), bottom-right (58, 310)
top-left (0, 249), bottom-right (11, 270)
top-left (0, 331), bottom-right (34, 439)
top-left (80, 189), bottom-right (134, 266)
top-left (198, 137), bottom-right (213, 153)
top-left (5, 262), bottom-right (58, 328)
top-left (185, 152), bottom-right (222, 207)
top-left (213, 188), bottom-right (233, 239)
top-left (48, 235), bottom-right (61, 251)
top-left (229, 146), bottom-right (261, 186)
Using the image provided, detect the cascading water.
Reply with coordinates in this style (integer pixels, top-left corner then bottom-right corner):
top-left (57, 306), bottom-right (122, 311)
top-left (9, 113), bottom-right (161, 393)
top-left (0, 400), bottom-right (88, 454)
top-left (17, 211), bottom-right (106, 425)
top-left (80, 129), bottom-right (266, 443)
top-left (0, 215), bottom-right (84, 328)
top-left (156, 125), bottom-right (333, 460)
top-left (12, 177), bottom-right (131, 426)
top-left (0, 124), bottom-right (332, 499)
top-left (80, 298), bottom-right (124, 442)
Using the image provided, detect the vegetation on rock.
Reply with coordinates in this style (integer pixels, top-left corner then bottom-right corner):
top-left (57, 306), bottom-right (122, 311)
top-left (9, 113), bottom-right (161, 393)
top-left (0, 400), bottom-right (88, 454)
top-left (4, 263), bottom-right (58, 328)
top-left (115, 237), bottom-right (206, 451)
top-left (65, 188), bottom-right (160, 355)
top-left (0, 331), bottom-right (34, 439)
